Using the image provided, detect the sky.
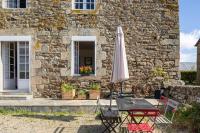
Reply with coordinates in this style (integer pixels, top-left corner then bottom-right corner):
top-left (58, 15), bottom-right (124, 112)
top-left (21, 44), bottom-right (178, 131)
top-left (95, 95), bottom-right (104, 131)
top-left (179, 0), bottom-right (200, 62)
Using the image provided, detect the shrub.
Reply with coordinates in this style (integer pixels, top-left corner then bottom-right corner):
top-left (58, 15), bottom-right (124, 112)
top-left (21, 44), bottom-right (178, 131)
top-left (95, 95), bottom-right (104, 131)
top-left (180, 71), bottom-right (196, 84)
top-left (61, 83), bottom-right (75, 92)
top-left (88, 83), bottom-right (100, 90)
top-left (175, 103), bottom-right (200, 132)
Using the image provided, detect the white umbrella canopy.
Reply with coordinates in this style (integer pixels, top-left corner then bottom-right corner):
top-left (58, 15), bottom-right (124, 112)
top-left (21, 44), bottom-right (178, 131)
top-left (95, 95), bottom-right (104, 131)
top-left (109, 26), bottom-right (129, 109)
top-left (111, 26), bottom-right (129, 83)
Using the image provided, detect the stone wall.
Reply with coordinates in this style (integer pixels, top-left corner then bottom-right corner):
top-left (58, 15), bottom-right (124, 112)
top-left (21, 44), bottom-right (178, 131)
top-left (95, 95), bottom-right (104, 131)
top-left (168, 85), bottom-right (200, 104)
top-left (0, 0), bottom-right (180, 98)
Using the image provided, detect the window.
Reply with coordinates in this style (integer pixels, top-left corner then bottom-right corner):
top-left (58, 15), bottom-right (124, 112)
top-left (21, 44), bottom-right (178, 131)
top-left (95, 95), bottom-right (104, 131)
top-left (73, 0), bottom-right (95, 10)
top-left (3, 0), bottom-right (26, 8)
top-left (72, 41), bottom-right (95, 76)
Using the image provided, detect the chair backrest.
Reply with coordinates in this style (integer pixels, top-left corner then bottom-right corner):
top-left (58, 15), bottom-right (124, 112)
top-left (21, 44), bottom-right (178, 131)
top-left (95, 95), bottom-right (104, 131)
top-left (157, 96), bottom-right (168, 114)
top-left (164, 98), bottom-right (179, 122)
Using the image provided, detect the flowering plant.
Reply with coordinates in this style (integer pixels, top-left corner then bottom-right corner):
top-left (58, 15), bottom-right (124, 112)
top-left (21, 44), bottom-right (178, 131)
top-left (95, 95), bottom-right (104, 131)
top-left (80, 66), bottom-right (93, 74)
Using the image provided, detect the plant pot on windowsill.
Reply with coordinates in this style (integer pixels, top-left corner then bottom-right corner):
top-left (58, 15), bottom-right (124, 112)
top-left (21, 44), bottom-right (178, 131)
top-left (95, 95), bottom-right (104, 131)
top-left (88, 83), bottom-right (101, 100)
top-left (61, 83), bottom-right (76, 100)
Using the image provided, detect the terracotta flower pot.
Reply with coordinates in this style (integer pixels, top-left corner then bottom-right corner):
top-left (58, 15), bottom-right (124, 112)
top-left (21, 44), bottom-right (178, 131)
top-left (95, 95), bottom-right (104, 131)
top-left (89, 90), bottom-right (100, 100)
top-left (76, 94), bottom-right (87, 100)
top-left (62, 89), bottom-right (75, 100)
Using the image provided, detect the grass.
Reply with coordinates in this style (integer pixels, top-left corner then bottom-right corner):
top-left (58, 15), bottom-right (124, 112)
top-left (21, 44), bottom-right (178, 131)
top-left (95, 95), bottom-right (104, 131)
top-left (0, 108), bottom-right (86, 116)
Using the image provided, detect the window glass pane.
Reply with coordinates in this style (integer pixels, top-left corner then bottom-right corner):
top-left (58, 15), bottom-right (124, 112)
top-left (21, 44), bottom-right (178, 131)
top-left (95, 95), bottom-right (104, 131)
top-left (20, 0), bottom-right (26, 8)
top-left (10, 72), bottom-right (14, 79)
top-left (19, 42), bottom-right (26, 46)
top-left (10, 58), bottom-right (14, 64)
top-left (87, 0), bottom-right (90, 2)
top-left (91, 0), bottom-right (94, 2)
top-left (75, 3), bottom-right (79, 9)
top-left (10, 50), bottom-right (14, 57)
top-left (26, 48), bottom-right (29, 55)
top-left (20, 72), bottom-right (25, 79)
top-left (26, 56), bottom-right (29, 63)
top-left (86, 3), bottom-right (90, 9)
top-left (20, 56), bottom-right (25, 63)
top-left (20, 64), bottom-right (25, 72)
top-left (10, 65), bottom-right (14, 72)
top-left (10, 44), bottom-right (14, 49)
top-left (91, 4), bottom-right (94, 9)
top-left (26, 72), bottom-right (29, 79)
top-left (26, 64), bottom-right (29, 72)
top-left (20, 48), bottom-right (25, 55)
top-left (80, 3), bottom-right (83, 9)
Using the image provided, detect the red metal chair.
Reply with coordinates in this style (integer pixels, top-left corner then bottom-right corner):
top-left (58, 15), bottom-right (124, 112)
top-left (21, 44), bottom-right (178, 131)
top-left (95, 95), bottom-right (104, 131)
top-left (127, 109), bottom-right (159, 133)
top-left (157, 96), bottom-right (168, 115)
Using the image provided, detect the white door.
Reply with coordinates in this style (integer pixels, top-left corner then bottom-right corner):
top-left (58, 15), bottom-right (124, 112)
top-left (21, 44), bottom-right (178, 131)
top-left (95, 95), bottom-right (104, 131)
top-left (2, 42), bottom-right (16, 90)
top-left (17, 41), bottom-right (29, 90)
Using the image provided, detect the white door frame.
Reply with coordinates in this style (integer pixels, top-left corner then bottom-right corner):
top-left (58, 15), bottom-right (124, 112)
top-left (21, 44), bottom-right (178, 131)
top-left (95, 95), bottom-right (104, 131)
top-left (0, 36), bottom-right (31, 93)
top-left (71, 36), bottom-right (96, 76)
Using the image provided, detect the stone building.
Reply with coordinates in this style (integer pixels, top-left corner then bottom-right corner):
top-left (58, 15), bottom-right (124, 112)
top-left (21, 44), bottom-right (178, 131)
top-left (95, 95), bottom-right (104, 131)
top-left (0, 0), bottom-right (180, 98)
top-left (195, 38), bottom-right (200, 84)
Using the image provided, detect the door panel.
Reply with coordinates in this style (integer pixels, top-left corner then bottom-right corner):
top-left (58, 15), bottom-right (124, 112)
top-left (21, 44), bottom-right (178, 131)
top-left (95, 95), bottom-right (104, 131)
top-left (2, 42), bottom-right (16, 90)
top-left (17, 41), bottom-right (29, 90)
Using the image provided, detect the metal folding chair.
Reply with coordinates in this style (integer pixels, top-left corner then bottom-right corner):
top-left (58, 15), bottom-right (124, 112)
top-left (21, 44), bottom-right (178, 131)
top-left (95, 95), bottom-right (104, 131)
top-left (127, 109), bottom-right (159, 133)
top-left (154, 98), bottom-right (179, 131)
top-left (100, 107), bottom-right (122, 133)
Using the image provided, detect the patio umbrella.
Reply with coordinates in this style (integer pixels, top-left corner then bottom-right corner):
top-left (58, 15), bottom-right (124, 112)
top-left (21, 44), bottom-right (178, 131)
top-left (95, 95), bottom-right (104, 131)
top-left (109, 26), bottom-right (129, 108)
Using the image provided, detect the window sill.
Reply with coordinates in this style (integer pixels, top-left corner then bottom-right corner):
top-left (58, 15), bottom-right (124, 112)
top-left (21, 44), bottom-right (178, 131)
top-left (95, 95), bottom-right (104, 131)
top-left (71, 74), bottom-right (101, 81)
top-left (71, 9), bottom-right (98, 15)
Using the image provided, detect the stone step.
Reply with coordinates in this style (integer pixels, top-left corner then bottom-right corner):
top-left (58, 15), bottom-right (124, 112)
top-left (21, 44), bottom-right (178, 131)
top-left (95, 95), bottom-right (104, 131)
top-left (0, 99), bottom-right (159, 113)
top-left (0, 94), bottom-right (33, 100)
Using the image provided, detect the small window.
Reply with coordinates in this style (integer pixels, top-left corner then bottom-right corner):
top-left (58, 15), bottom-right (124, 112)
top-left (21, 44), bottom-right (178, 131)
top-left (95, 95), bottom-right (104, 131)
top-left (3, 0), bottom-right (27, 8)
top-left (73, 0), bottom-right (95, 10)
top-left (73, 41), bottom-right (95, 75)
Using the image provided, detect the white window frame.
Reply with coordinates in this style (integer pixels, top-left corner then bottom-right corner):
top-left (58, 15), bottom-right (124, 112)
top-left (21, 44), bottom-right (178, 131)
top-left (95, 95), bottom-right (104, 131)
top-left (71, 36), bottom-right (96, 76)
top-left (72, 0), bottom-right (96, 10)
top-left (0, 36), bottom-right (31, 93)
top-left (2, 0), bottom-right (27, 9)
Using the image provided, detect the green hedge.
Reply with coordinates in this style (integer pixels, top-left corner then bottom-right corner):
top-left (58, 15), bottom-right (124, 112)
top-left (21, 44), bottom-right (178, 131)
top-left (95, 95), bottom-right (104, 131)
top-left (181, 71), bottom-right (197, 84)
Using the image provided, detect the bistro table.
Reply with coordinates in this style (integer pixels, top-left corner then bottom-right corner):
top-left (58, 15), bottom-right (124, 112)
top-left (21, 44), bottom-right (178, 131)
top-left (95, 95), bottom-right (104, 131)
top-left (116, 97), bottom-right (160, 132)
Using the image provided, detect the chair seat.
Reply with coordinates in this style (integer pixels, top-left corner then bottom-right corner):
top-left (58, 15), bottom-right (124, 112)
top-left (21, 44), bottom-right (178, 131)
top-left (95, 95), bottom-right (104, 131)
top-left (101, 108), bottom-right (121, 122)
top-left (128, 123), bottom-right (153, 132)
top-left (154, 115), bottom-right (172, 124)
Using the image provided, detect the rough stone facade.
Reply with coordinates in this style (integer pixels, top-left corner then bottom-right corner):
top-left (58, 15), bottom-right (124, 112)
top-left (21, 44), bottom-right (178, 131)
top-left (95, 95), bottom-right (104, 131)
top-left (0, 0), bottom-right (180, 98)
top-left (168, 85), bottom-right (200, 104)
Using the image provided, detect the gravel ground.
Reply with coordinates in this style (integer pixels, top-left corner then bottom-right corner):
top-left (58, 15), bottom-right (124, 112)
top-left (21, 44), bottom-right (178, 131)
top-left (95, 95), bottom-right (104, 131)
top-left (0, 113), bottom-right (188, 133)
top-left (0, 113), bottom-right (104, 133)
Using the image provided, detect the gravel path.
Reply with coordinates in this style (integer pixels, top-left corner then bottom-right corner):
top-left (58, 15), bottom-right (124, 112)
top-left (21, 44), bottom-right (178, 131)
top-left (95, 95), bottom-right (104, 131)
top-left (0, 113), bottom-right (104, 133)
top-left (0, 113), bottom-right (188, 133)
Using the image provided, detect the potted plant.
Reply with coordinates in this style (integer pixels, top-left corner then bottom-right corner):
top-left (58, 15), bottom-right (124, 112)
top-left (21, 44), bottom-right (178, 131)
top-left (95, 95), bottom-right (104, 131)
top-left (77, 89), bottom-right (87, 100)
top-left (61, 83), bottom-right (76, 100)
top-left (79, 66), bottom-right (93, 76)
top-left (88, 83), bottom-right (101, 99)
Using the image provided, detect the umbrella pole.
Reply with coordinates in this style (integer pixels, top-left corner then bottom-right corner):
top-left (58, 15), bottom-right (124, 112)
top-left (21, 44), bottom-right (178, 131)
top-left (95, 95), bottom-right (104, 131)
top-left (109, 83), bottom-right (114, 110)
top-left (120, 81), bottom-right (123, 94)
